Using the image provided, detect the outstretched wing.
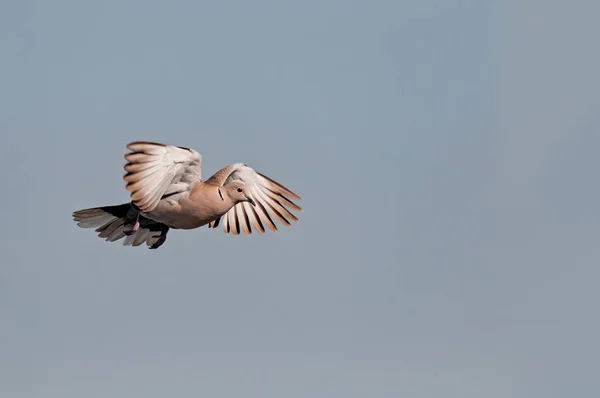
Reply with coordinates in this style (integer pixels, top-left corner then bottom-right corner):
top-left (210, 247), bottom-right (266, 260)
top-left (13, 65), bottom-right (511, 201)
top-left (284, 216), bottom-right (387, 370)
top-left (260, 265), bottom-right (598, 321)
top-left (123, 141), bottom-right (203, 213)
top-left (207, 164), bottom-right (302, 235)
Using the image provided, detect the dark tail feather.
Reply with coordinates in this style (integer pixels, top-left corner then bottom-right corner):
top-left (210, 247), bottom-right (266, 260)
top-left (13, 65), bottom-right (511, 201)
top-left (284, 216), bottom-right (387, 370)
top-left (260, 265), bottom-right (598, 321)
top-left (73, 203), bottom-right (166, 247)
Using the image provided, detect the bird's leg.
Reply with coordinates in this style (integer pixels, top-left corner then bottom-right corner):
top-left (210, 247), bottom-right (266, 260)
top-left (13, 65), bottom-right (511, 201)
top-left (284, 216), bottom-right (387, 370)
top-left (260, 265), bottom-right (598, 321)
top-left (123, 213), bottom-right (140, 236)
top-left (149, 225), bottom-right (169, 250)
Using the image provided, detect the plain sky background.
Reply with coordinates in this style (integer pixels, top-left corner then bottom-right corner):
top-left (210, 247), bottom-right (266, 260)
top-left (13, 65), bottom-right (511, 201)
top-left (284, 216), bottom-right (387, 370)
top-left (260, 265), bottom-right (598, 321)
top-left (2, 0), bottom-right (600, 397)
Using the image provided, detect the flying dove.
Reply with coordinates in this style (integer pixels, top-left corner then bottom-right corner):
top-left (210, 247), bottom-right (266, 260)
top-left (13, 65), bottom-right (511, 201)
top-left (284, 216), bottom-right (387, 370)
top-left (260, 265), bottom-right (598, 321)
top-left (72, 141), bottom-right (302, 249)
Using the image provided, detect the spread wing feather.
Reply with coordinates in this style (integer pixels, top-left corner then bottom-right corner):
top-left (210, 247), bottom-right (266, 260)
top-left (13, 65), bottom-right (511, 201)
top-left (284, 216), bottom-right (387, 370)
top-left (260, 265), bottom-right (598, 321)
top-left (208, 165), bottom-right (301, 235)
top-left (123, 141), bottom-right (203, 213)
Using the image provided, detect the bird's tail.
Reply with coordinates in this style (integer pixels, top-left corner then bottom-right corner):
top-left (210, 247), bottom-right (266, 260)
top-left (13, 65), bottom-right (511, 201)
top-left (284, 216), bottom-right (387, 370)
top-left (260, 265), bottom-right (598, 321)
top-left (72, 203), bottom-right (163, 247)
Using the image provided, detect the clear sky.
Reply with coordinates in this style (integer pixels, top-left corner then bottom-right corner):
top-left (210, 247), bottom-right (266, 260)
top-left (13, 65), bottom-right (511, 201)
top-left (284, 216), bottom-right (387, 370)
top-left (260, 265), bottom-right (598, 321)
top-left (2, 0), bottom-right (600, 397)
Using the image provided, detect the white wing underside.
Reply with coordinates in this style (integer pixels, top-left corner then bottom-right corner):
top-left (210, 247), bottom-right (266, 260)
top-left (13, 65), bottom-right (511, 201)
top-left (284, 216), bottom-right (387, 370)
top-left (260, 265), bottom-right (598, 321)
top-left (123, 141), bottom-right (203, 213)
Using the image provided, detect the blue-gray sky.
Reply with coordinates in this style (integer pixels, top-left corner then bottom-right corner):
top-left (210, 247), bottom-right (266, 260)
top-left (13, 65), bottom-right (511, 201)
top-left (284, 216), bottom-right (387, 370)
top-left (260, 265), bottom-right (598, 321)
top-left (2, 0), bottom-right (600, 397)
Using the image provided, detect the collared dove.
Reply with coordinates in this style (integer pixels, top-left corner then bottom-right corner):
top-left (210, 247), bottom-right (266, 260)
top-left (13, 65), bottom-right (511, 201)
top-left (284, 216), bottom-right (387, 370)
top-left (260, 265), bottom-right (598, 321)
top-left (72, 141), bottom-right (302, 249)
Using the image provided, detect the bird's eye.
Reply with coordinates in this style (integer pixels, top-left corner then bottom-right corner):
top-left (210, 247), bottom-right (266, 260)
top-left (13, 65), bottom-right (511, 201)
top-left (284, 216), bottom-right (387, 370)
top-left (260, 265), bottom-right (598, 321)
top-left (236, 187), bottom-right (243, 193)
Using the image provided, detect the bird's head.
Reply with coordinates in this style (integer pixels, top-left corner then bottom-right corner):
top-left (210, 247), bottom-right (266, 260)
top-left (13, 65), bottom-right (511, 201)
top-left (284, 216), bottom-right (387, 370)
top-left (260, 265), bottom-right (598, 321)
top-left (223, 181), bottom-right (256, 206)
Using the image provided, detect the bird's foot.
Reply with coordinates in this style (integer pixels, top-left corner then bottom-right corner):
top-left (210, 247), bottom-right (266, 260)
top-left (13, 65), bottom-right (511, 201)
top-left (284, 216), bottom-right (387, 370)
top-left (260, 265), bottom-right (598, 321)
top-left (123, 218), bottom-right (140, 236)
top-left (149, 227), bottom-right (169, 249)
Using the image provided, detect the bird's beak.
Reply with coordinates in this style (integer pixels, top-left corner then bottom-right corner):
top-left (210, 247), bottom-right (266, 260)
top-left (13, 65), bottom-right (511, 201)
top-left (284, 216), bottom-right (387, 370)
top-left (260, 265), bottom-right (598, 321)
top-left (246, 196), bottom-right (256, 206)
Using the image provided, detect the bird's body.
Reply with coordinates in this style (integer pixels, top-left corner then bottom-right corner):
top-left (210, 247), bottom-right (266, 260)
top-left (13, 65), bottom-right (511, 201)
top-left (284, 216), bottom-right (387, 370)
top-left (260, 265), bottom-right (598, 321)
top-left (73, 141), bottom-right (302, 249)
top-left (142, 181), bottom-right (227, 230)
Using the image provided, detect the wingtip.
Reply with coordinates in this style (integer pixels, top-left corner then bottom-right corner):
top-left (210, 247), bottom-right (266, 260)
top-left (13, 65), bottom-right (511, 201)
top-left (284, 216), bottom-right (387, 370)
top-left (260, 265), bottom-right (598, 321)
top-left (257, 172), bottom-right (302, 201)
top-left (126, 141), bottom-right (166, 149)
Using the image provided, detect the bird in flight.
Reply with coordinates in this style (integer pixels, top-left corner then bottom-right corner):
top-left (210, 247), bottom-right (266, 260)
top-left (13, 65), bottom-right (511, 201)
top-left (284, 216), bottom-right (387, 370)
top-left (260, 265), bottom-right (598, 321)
top-left (73, 141), bottom-right (302, 249)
